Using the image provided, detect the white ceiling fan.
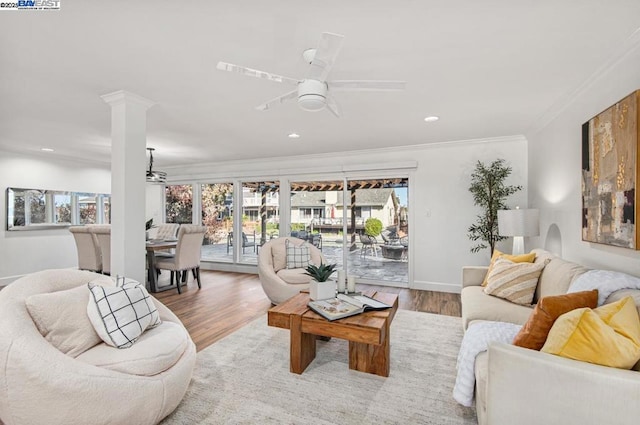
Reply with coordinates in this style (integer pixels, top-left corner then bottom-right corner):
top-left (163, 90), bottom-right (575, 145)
top-left (217, 32), bottom-right (406, 117)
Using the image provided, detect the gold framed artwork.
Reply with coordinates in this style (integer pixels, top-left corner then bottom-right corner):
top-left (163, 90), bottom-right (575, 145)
top-left (582, 90), bottom-right (639, 249)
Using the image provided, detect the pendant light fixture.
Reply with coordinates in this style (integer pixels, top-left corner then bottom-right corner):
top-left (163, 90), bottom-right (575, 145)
top-left (146, 147), bottom-right (167, 184)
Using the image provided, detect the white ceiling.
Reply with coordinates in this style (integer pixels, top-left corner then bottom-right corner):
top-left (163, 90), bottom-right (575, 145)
top-left (1, 1), bottom-right (640, 167)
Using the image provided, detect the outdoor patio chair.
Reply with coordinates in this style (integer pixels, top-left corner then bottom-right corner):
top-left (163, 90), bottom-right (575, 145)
top-left (227, 231), bottom-right (257, 254)
top-left (400, 236), bottom-right (408, 261)
top-left (359, 233), bottom-right (378, 258)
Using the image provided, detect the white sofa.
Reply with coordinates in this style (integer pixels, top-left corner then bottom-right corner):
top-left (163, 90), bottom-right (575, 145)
top-left (258, 236), bottom-right (325, 304)
top-left (461, 249), bottom-right (640, 425)
top-left (0, 269), bottom-right (196, 425)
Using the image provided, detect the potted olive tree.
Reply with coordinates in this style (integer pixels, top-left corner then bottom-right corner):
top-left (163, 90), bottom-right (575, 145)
top-left (305, 262), bottom-right (337, 300)
top-left (467, 159), bottom-right (522, 254)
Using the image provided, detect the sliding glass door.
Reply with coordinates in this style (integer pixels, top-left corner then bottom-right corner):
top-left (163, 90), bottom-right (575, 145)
top-left (200, 183), bottom-right (233, 262)
top-left (345, 178), bottom-right (408, 286)
top-left (290, 180), bottom-right (345, 270)
top-left (239, 181), bottom-right (279, 264)
top-left (164, 176), bottom-right (408, 284)
top-left (288, 177), bottom-right (409, 287)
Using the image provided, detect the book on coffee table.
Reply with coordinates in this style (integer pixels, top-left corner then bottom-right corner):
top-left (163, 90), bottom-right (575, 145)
top-left (308, 294), bottom-right (392, 321)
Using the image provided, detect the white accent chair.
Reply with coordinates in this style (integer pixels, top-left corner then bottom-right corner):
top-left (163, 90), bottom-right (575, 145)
top-left (68, 226), bottom-right (102, 273)
top-left (155, 225), bottom-right (206, 294)
top-left (88, 225), bottom-right (111, 275)
top-left (258, 237), bottom-right (325, 305)
top-left (0, 269), bottom-right (196, 425)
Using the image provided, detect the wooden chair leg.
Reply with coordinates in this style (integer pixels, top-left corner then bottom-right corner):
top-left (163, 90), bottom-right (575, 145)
top-left (181, 270), bottom-right (188, 283)
top-left (176, 271), bottom-right (182, 294)
top-left (170, 271), bottom-right (175, 285)
top-left (192, 269), bottom-right (197, 279)
top-left (195, 267), bottom-right (201, 289)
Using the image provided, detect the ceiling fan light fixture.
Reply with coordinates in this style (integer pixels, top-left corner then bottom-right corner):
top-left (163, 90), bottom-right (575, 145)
top-left (298, 79), bottom-right (327, 112)
top-left (217, 32), bottom-right (406, 118)
top-left (146, 147), bottom-right (167, 184)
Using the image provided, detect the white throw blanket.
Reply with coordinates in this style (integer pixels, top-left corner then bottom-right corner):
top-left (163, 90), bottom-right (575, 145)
top-left (568, 269), bottom-right (640, 306)
top-left (453, 321), bottom-right (522, 407)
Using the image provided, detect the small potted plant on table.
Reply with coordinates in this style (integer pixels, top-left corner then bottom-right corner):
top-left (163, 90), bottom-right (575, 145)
top-left (305, 262), bottom-right (337, 300)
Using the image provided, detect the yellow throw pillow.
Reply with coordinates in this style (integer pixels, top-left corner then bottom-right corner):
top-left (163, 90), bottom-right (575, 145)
top-left (541, 297), bottom-right (640, 369)
top-left (482, 249), bottom-right (536, 286)
top-left (483, 258), bottom-right (547, 305)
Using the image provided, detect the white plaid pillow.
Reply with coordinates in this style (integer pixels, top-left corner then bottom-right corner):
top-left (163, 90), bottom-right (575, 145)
top-left (87, 279), bottom-right (161, 349)
top-left (286, 239), bottom-right (311, 269)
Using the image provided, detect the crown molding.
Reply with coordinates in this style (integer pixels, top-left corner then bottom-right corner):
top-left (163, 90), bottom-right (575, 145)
top-left (162, 134), bottom-right (526, 173)
top-left (527, 26), bottom-right (640, 136)
top-left (0, 147), bottom-right (111, 168)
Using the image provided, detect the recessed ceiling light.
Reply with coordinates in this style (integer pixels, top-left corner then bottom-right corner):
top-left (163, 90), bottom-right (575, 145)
top-left (41, 148), bottom-right (54, 152)
top-left (424, 116), bottom-right (439, 122)
top-left (288, 133), bottom-right (301, 139)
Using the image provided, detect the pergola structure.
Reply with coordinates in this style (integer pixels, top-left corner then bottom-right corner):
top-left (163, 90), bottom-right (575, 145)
top-left (244, 178), bottom-right (408, 248)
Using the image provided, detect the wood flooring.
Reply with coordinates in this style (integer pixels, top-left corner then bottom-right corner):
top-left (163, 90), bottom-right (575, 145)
top-left (154, 270), bottom-right (462, 352)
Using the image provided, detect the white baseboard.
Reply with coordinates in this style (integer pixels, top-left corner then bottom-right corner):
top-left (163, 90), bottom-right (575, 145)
top-left (200, 261), bottom-right (258, 275)
top-left (411, 280), bottom-right (461, 294)
top-left (357, 278), bottom-right (408, 289)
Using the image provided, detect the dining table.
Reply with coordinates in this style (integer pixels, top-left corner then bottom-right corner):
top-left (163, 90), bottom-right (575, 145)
top-left (145, 240), bottom-right (177, 293)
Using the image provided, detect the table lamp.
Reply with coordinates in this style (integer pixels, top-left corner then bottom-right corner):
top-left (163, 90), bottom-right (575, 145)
top-left (497, 207), bottom-right (539, 255)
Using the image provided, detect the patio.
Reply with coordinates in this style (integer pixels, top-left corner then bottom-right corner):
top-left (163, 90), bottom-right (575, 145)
top-left (200, 236), bottom-right (408, 284)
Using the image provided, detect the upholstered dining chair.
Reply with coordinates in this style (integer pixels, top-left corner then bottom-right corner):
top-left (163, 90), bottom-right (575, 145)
top-left (154, 223), bottom-right (180, 240)
top-left (68, 226), bottom-right (102, 273)
top-left (152, 223), bottom-right (180, 259)
top-left (155, 225), bottom-right (206, 294)
top-left (88, 225), bottom-right (111, 275)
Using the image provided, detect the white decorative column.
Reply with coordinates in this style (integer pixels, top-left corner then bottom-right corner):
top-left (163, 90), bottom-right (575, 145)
top-left (101, 90), bottom-right (155, 284)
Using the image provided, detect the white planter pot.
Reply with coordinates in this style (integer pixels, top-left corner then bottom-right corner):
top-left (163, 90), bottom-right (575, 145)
top-left (309, 280), bottom-right (336, 301)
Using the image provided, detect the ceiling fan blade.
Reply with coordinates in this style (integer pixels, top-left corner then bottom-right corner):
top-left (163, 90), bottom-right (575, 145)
top-left (217, 62), bottom-right (299, 86)
top-left (326, 95), bottom-right (341, 118)
top-left (305, 32), bottom-right (344, 81)
top-left (255, 89), bottom-right (298, 111)
top-left (329, 80), bottom-right (406, 92)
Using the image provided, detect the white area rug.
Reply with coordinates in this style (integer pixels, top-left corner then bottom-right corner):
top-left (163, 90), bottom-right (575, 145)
top-left (161, 310), bottom-right (477, 424)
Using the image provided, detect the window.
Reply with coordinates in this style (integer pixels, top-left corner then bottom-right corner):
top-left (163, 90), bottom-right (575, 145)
top-left (165, 184), bottom-right (193, 224)
top-left (200, 183), bottom-right (233, 262)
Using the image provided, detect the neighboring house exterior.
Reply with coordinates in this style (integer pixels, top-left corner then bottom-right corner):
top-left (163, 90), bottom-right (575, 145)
top-left (240, 188), bottom-right (279, 222)
top-left (290, 189), bottom-right (399, 230)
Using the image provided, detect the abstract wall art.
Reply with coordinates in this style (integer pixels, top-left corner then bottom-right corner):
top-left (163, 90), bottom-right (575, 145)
top-left (582, 90), bottom-right (639, 249)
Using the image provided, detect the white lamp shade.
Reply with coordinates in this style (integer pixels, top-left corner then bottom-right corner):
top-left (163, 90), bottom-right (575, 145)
top-left (498, 209), bottom-right (539, 237)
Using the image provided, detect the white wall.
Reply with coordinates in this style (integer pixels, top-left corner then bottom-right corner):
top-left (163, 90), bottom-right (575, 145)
top-left (527, 40), bottom-right (640, 276)
top-left (163, 135), bottom-right (528, 291)
top-left (0, 151), bottom-right (111, 284)
top-left (145, 183), bottom-right (164, 226)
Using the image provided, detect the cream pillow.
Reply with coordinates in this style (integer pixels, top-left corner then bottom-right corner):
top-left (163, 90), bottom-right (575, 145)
top-left (482, 249), bottom-right (536, 286)
top-left (87, 281), bottom-right (161, 349)
top-left (26, 283), bottom-right (107, 357)
top-left (484, 258), bottom-right (547, 305)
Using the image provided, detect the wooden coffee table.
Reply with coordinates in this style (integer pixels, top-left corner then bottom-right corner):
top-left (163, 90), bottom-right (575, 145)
top-left (267, 290), bottom-right (399, 377)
